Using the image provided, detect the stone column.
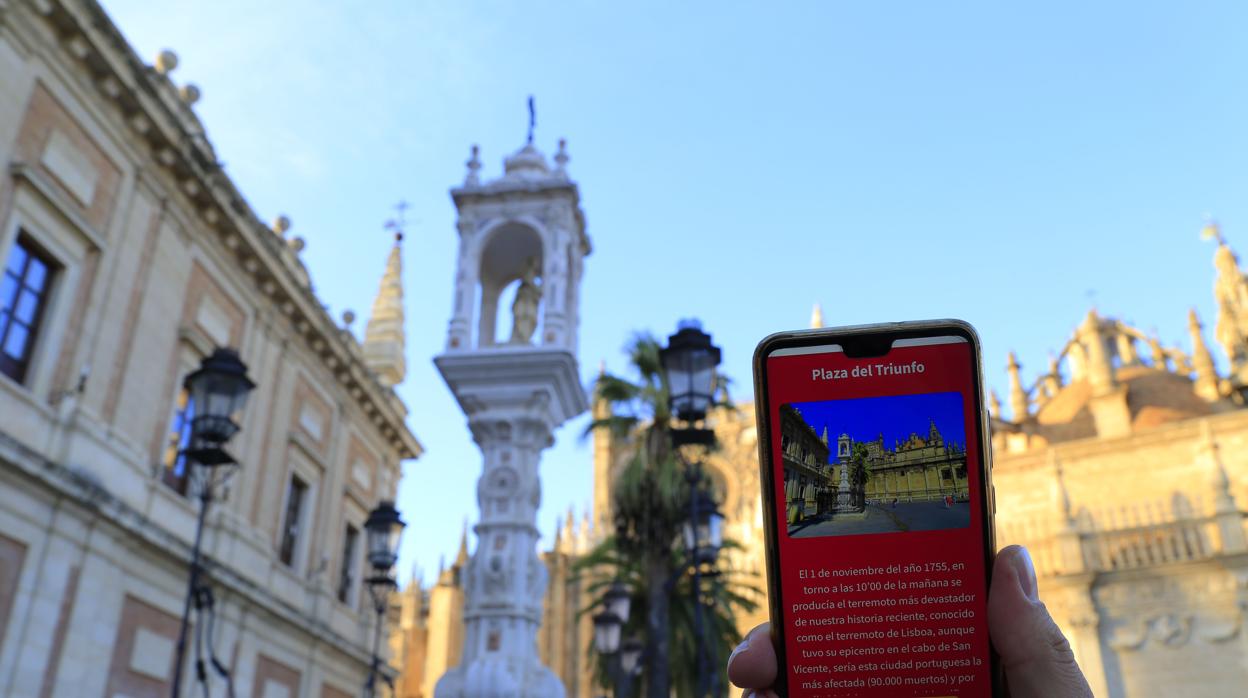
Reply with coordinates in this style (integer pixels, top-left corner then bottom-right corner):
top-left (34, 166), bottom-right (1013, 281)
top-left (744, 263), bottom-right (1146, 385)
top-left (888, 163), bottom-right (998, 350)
top-left (434, 349), bottom-right (585, 698)
top-left (1054, 581), bottom-right (1111, 698)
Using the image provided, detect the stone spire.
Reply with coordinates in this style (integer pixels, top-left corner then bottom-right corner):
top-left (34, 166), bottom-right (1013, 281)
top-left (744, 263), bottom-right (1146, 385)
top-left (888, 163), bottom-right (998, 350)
top-left (1212, 232), bottom-right (1248, 367)
top-left (988, 390), bottom-right (1002, 418)
top-left (1080, 309), bottom-right (1116, 395)
top-left (1147, 333), bottom-right (1168, 370)
top-left (454, 520), bottom-right (470, 567)
top-left (363, 230), bottom-right (407, 387)
top-left (1048, 448), bottom-right (1085, 574)
top-left (810, 303), bottom-right (824, 329)
top-left (1115, 326), bottom-right (1141, 366)
top-left (1199, 420), bottom-right (1247, 553)
top-left (1007, 352), bottom-right (1029, 422)
top-left (1188, 308), bottom-right (1220, 401)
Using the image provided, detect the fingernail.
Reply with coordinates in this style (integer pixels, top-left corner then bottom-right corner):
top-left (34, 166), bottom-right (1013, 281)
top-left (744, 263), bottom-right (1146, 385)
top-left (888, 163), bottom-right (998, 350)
top-left (1013, 546), bottom-right (1038, 602)
top-left (727, 635), bottom-right (751, 667)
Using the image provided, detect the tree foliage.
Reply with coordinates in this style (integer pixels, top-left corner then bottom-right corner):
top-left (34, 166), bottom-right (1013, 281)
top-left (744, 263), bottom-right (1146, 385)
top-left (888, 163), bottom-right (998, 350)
top-left (577, 332), bottom-right (761, 697)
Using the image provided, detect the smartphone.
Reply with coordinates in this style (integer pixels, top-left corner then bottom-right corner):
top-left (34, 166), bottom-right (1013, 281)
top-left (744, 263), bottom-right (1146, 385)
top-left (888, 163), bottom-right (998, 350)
top-left (752, 320), bottom-right (997, 697)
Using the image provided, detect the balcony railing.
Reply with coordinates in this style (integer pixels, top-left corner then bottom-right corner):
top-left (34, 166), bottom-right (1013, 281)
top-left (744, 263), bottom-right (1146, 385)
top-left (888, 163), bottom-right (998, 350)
top-left (996, 493), bottom-right (1240, 577)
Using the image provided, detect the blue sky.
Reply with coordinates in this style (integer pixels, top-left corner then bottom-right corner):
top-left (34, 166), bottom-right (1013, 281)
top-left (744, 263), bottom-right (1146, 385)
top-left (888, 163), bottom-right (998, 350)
top-left (791, 392), bottom-right (966, 454)
top-left (100, 0), bottom-right (1248, 584)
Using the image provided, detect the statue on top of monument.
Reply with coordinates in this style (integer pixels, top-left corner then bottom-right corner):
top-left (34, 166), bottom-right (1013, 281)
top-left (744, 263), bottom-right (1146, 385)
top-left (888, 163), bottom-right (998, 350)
top-left (509, 257), bottom-right (542, 344)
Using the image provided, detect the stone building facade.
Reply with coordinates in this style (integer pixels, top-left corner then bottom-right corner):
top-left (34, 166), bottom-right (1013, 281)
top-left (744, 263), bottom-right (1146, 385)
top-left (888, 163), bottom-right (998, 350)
top-left (0, 1), bottom-right (421, 696)
top-left (779, 403), bottom-right (832, 522)
top-left (989, 236), bottom-right (1248, 697)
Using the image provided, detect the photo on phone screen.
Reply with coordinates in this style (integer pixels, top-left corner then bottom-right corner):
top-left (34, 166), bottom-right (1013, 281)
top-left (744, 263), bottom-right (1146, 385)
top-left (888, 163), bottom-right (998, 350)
top-left (756, 327), bottom-right (995, 697)
top-left (781, 391), bottom-right (970, 540)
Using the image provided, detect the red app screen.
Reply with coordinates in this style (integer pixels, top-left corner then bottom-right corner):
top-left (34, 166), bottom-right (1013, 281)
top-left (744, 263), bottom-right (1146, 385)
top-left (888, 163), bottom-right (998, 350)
top-left (764, 337), bottom-right (991, 697)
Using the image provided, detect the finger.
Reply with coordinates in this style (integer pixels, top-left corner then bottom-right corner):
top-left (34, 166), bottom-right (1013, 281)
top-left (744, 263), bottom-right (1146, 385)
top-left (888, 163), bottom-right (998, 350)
top-left (988, 545), bottom-right (1093, 698)
top-left (727, 622), bottom-right (778, 689)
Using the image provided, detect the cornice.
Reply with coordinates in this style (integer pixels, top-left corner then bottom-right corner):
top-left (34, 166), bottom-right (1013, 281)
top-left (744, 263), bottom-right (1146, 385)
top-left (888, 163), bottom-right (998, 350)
top-left (22, 0), bottom-right (421, 460)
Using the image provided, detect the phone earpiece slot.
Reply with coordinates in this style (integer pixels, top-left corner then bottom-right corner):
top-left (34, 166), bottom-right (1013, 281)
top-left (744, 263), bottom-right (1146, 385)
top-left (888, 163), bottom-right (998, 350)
top-left (839, 336), bottom-right (895, 358)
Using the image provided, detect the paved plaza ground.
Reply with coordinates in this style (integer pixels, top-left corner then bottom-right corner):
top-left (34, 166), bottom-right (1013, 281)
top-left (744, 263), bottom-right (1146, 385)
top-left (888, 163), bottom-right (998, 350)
top-left (788, 500), bottom-right (971, 538)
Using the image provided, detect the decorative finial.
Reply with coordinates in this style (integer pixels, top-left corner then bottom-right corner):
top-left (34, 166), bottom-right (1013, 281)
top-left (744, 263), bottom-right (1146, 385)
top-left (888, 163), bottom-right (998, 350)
top-left (178, 84), bottom-right (201, 106)
top-left (1189, 308), bottom-right (1220, 401)
top-left (1201, 216), bottom-right (1226, 245)
top-left (465, 144), bottom-right (482, 186)
top-left (526, 96), bottom-right (536, 145)
top-left (288, 236), bottom-right (305, 254)
top-left (154, 49), bottom-right (179, 75)
top-left (342, 309), bottom-right (356, 328)
top-left (272, 214), bottom-right (292, 236)
top-left (1007, 351), bottom-right (1029, 422)
top-left (553, 138), bottom-right (569, 174)
top-left (810, 303), bottom-right (825, 329)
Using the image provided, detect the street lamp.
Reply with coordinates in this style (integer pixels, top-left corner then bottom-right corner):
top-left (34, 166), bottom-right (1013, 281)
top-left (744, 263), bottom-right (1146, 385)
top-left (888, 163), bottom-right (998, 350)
top-left (593, 581), bottom-right (640, 698)
top-left (363, 500), bottom-right (405, 698)
top-left (619, 638), bottom-right (644, 678)
top-left (171, 348), bottom-right (255, 698)
top-left (682, 482), bottom-right (725, 567)
top-left (660, 320), bottom-right (721, 446)
top-left (681, 468), bottom-right (725, 698)
top-left (593, 609), bottom-right (623, 655)
top-left (661, 321), bottom-right (724, 698)
top-left (603, 580), bottom-right (631, 625)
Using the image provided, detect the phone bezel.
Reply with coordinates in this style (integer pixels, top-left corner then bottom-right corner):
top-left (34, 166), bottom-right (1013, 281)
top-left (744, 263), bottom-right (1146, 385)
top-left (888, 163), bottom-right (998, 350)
top-left (751, 319), bottom-right (999, 696)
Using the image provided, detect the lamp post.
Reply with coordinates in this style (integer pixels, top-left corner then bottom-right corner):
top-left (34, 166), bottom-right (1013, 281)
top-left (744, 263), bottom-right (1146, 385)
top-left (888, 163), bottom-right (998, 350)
top-left (682, 474), bottom-right (725, 698)
top-left (593, 580), bottom-right (640, 698)
top-left (660, 320), bottom-right (722, 447)
top-left (363, 500), bottom-right (406, 698)
top-left (170, 348), bottom-right (255, 698)
top-left (660, 319), bottom-right (724, 697)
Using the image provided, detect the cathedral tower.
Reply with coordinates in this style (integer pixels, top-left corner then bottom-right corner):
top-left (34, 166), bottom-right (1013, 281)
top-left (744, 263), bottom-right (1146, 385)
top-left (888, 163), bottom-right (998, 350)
top-left (433, 124), bottom-right (591, 698)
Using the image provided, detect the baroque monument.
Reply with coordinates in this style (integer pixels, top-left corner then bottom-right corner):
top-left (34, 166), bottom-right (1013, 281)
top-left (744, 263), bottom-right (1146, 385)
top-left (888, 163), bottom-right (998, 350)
top-left (432, 119), bottom-right (591, 697)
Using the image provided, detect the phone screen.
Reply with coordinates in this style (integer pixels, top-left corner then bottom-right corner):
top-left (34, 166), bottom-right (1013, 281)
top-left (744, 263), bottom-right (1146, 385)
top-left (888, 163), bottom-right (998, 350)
top-left (761, 333), bottom-right (993, 697)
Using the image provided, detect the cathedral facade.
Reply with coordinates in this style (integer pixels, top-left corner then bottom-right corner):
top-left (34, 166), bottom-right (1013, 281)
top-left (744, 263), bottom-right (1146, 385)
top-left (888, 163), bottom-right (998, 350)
top-left (0, 2), bottom-right (421, 696)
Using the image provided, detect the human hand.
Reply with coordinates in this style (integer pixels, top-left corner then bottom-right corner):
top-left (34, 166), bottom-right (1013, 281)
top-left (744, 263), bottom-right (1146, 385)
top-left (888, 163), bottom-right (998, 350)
top-left (726, 545), bottom-right (1093, 697)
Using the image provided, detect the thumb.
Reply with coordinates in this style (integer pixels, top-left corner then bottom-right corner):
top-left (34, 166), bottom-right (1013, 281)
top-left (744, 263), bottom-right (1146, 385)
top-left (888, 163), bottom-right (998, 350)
top-left (988, 545), bottom-right (1093, 698)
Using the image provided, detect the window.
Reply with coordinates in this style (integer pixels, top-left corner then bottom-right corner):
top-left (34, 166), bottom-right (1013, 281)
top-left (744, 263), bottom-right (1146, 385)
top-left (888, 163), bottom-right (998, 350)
top-left (279, 475), bottom-right (308, 566)
top-left (337, 523), bottom-right (359, 603)
top-left (161, 389), bottom-right (195, 495)
top-left (0, 235), bottom-right (56, 383)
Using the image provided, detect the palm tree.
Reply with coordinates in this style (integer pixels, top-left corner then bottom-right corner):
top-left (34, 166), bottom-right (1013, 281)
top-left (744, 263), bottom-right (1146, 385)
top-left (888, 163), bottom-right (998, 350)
top-left (578, 332), bottom-right (760, 697)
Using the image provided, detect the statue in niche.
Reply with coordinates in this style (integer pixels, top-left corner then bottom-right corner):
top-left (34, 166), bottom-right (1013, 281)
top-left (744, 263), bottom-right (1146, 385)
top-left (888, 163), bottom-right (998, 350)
top-left (509, 257), bottom-right (541, 344)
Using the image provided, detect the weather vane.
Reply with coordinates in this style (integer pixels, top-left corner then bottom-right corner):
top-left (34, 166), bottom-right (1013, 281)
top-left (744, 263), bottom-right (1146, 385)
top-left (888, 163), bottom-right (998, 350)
top-left (527, 96), bottom-right (536, 145)
top-left (385, 200), bottom-right (410, 242)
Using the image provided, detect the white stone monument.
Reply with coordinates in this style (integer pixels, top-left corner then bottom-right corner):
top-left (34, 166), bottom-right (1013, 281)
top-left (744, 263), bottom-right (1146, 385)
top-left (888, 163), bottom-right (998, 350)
top-left (433, 133), bottom-right (590, 698)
